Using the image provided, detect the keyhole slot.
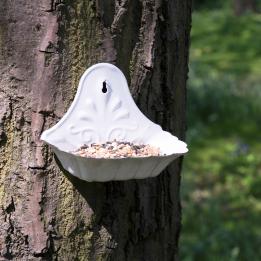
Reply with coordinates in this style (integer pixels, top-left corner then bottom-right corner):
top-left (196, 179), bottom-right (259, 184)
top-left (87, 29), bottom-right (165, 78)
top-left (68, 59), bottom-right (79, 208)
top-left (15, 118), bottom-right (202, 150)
top-left (102, 81), bottom-right (107, 93)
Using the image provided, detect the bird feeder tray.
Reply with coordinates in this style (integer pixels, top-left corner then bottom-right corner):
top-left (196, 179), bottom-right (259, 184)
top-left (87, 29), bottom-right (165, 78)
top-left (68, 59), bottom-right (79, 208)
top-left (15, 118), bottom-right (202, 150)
top-left (40, 63), bottom-right (188, 182)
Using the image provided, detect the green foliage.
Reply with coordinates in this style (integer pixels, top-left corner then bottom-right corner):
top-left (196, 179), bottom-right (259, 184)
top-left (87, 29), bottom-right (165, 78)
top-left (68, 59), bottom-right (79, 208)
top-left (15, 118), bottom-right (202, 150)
top-left (181, 7), bottom-right (261, 261)
top-left (191, 11), bottom-right (261, 77)
top-left (193, 0), bottom-right (231, 11)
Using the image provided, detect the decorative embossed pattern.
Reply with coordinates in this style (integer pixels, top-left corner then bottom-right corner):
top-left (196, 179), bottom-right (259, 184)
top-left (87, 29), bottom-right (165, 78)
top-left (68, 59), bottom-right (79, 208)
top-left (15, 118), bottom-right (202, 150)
top-left (68, 85), bottom-right (138, 144)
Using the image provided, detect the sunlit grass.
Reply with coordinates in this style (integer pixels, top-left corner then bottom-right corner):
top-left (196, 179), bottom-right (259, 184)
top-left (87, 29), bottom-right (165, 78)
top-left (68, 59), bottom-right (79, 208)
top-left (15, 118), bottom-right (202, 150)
top-left (181, 136), bottom-right (261, 260)
top-left (181, 7), bottom-right (261, 261)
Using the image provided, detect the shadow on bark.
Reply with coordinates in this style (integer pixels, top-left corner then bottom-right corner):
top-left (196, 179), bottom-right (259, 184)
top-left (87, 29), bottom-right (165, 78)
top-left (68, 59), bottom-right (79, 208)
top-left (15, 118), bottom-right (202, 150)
top-left (53, 153), bottom-right (177, 259)
top-left (54, 154), bottom-right (151, 232)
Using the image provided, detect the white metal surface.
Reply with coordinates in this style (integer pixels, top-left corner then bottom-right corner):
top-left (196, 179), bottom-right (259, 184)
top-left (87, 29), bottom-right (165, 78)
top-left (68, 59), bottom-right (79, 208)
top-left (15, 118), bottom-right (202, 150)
top-left (40, 63), bottom-right (188, 181)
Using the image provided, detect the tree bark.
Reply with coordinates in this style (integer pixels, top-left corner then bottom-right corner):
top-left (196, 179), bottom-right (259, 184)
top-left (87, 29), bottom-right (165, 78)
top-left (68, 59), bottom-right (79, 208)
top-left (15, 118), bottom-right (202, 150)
top-left (0, 0), bottom-right (191, 260)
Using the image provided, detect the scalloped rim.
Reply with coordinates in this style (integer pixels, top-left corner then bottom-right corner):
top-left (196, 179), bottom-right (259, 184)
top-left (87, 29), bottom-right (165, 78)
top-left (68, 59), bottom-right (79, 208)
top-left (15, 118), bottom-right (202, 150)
top-left (51, 143), bottom-right (188, 160)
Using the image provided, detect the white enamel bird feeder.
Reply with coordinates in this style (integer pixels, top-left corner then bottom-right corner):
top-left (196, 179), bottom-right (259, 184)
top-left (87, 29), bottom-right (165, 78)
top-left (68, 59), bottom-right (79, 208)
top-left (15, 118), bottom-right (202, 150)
top-left (40, 63), bottom-right (188, 182)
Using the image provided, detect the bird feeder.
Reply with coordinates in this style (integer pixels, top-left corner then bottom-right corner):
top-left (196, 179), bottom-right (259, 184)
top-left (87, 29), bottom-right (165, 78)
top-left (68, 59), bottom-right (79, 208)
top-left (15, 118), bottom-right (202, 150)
top-left (40, 63), bottom-right (188, 182)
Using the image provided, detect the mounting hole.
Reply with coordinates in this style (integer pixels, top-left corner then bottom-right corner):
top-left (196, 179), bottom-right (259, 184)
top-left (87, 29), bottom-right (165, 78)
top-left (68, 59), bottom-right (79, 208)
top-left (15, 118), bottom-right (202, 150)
top-left (102, 81), bottom-right (107, 93)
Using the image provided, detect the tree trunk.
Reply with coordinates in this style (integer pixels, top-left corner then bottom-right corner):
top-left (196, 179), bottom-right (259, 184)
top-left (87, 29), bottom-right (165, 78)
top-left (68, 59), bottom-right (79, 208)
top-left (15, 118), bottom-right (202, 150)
top-left (233, 0), bottom-right (258, 15)
top-left (0, 0), bottom-right (191, 260)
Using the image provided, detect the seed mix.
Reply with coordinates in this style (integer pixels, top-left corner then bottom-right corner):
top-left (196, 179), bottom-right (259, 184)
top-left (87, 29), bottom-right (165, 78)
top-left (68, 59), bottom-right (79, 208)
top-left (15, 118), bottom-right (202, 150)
top-left (72, 140), bottom-right (161, 159)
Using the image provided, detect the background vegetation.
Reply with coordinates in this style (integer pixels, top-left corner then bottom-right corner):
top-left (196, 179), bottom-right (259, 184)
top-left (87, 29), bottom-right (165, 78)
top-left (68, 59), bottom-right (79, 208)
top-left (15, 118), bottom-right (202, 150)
top-left (180, 1), bottom-right (261, 260)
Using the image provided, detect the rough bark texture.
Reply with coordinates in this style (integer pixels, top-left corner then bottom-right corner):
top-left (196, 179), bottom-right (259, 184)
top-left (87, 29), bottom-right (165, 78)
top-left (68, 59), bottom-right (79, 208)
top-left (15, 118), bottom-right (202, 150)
top-left (0, 0), bottom-right (191, 260)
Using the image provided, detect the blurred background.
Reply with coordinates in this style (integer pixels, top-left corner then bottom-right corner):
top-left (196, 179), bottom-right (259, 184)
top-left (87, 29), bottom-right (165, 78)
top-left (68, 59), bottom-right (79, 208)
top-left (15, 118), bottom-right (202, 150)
top-left (180, 0), bottom-right (261, 260)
